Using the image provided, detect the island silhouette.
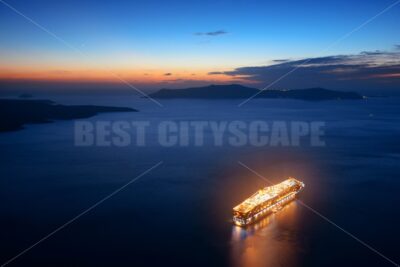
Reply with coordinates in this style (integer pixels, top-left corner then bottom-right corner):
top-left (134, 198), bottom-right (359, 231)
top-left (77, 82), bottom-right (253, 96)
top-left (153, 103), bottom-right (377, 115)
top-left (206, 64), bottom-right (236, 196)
top-left (0, 99), bottom-right (136, 132)
top-left (149, 84), bottom-right (363, 100)
top-left (1, 85), bottom-right (364, 132)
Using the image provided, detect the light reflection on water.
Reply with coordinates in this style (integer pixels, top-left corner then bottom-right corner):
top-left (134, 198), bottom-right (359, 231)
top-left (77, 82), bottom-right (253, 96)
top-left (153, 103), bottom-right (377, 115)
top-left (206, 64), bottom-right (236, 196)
top-left (230, 201), bottom-right (301, 267)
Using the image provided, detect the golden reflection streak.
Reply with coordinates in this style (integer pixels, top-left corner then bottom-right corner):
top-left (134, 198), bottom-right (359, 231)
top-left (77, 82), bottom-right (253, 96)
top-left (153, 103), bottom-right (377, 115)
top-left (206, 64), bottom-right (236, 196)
top-left (230, 201), bottom-right (301, 267)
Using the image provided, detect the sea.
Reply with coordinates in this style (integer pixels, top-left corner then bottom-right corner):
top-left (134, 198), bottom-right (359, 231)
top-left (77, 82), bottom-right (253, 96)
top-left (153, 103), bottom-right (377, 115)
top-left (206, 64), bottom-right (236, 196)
top-left (1, 95), bottom-right (399, 267)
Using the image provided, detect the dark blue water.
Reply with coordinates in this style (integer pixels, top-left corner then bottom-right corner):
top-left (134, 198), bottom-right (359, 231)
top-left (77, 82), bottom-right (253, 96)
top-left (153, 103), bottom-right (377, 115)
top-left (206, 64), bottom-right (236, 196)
top-left (1, 96), bottom-right (399, 266)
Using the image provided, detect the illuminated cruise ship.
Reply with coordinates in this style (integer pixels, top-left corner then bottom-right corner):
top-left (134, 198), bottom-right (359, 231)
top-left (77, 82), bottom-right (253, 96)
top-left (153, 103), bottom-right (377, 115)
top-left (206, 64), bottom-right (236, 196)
top-left (233, 178), bottom-right (305, 226)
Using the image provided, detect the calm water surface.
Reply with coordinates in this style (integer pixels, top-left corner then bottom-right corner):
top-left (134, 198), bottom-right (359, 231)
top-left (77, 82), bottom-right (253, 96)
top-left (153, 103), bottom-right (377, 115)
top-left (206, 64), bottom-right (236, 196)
top-left (1, 96), bottom-right (399, 266)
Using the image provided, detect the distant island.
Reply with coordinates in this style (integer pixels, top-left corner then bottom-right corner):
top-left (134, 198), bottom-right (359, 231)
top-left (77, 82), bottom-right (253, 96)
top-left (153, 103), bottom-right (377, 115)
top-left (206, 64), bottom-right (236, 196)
top-left (0, 99), bottom-right (137, 132)
top-left (149, 84), bottom-right (363, 100)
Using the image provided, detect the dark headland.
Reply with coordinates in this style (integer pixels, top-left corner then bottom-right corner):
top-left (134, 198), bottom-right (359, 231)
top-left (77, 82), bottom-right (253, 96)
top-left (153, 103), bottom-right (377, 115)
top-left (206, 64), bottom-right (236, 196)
top-left (0, 99), bottom-right (136, 132)
top-left (149, 84), bottom-right (363, 100)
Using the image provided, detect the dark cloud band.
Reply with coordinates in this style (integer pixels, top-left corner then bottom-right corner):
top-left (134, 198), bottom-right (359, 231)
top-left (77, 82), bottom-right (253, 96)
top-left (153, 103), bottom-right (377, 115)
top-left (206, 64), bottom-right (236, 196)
top-left (195, 30), bottom-right (228, 36)
top-left (208, 50), bottom-right (400, 91)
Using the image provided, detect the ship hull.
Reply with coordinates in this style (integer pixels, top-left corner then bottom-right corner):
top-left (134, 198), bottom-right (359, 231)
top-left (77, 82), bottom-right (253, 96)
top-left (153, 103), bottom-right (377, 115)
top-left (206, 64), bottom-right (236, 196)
top-left (233, 179), bottom-right (304, 226)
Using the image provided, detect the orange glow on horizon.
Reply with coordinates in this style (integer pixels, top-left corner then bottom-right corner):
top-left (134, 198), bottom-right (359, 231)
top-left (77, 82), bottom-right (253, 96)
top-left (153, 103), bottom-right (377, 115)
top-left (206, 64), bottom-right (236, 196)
top-left (0, 66), bottom-right (253, 85)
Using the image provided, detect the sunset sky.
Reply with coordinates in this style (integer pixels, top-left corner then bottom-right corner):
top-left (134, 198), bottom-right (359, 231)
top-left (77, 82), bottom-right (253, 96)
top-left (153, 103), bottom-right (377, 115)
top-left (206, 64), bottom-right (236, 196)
top-left (0, 0), bottom-right (399, 92)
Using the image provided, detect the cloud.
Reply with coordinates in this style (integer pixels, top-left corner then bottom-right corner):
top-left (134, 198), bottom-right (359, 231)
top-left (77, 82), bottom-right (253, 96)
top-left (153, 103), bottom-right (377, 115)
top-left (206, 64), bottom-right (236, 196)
top-left (164, 73), bottom-right (172, 76)
top-left (395, 44), bottom-right (400, 50)
top-left (272, 59), bottom-right (290, 63)
top-left (210, 50), bottom-right (400, 91)
top-left (360, 50), bottom-right (385, 55)
top-left (195, 30), bottom-right (228, 36)
top-left (208, 71), bottom-right (224, 75)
